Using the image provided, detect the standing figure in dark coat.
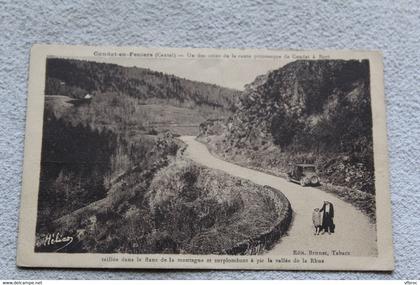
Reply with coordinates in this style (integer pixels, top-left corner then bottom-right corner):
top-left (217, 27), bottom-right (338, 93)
top-left (320, 201), bottom-right (335, 234)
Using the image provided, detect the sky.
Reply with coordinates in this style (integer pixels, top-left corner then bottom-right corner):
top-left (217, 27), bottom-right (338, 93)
top-left (78, 56), bottom-right (290, 90)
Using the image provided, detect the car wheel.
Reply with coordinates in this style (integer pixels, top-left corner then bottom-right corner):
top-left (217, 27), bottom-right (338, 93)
top-left (300, 179), bottom-right (306, 186)
top-left (311, 177), bottom-right (319, 185)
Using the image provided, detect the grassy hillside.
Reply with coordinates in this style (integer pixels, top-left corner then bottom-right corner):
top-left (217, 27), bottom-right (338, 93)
top-left (46, 92), bottom-right (210, 136)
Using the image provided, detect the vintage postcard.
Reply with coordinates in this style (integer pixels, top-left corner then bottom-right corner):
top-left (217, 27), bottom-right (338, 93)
top-left (17, 45), bottom-right (393, 270)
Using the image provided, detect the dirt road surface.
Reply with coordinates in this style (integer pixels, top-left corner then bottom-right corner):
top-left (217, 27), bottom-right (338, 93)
top-left (180, 136), bottom-right (377, 257)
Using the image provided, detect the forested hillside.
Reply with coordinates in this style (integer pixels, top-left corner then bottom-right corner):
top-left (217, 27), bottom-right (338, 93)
top-left (37, 109), bottom-right (117, 230)
top-left (45, 58), bottom-right (239, 115)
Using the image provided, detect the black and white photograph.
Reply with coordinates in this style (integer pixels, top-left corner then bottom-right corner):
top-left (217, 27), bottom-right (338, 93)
top-left (17, 45), bottom-right (393, 270)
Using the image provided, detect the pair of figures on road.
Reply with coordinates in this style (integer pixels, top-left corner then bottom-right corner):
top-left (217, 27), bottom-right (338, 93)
top-left (312, 201), bottom-right (335, 235)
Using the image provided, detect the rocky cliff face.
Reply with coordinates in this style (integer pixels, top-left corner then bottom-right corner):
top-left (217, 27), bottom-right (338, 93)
top-left (200, 60), bottom-right (375, 194)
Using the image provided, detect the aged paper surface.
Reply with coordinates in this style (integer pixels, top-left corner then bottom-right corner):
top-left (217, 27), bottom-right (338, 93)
top-left (17, 44), bottom-right (393, 270)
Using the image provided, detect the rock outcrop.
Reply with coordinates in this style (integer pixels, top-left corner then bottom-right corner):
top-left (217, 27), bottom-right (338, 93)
top-left (200, 60), bottom-right (375, 194)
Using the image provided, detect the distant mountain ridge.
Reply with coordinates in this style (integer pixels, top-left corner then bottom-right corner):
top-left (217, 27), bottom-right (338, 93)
top-left (45, 58), bottom-right (240, 112)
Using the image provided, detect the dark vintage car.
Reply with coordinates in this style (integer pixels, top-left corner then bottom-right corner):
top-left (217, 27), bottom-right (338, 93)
top-left (287, 163), bottom-right (320, 186)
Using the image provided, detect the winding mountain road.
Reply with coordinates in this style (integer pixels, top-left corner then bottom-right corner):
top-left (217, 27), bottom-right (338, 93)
top-left (180, 136), bottom-right (377, 257)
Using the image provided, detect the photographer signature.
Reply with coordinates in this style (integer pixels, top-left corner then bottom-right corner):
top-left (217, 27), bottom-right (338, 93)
top-left (39, 232), bottom-right (74, 252)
